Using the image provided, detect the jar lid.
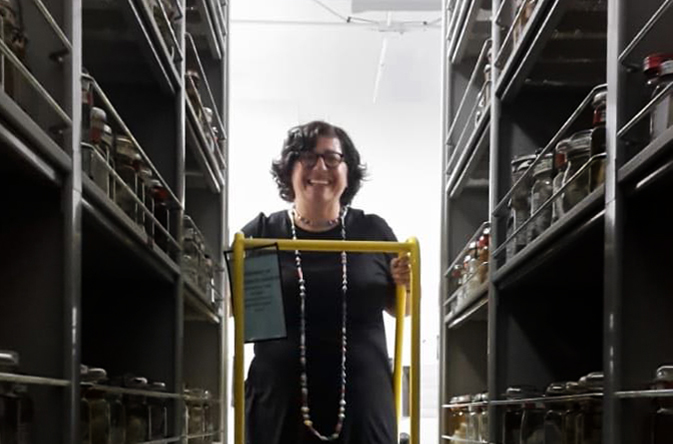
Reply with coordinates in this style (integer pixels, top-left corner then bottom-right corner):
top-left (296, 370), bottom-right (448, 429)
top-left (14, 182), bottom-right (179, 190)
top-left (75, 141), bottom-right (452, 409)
top-left (454, 394), bottom-right (472, 403)
top-left (91, 107), bottom-right (107, 121)
top-left (567, 130), bottom-right (592, 155)
top-left (578, 372), bottom-right (603, 391)
top-left (188, 387), bottom-right (206, 398)
top-left (555, 138), bottom-right (572, 153)
top-left (545, 382), bottom-right (568, 396)
top-left (84, 367), bottom-right (107, 383)
top-left (565, 381), bottom-right (585, 394)
top-left (592, 89), bottom-right (607, 108)
top-left (150, 381), bottom-right (167, 391)
top-left (661, 60), bottom-right (673, 77)
top-left (0, 350), bottom-right (19, 368)
top-left (115, 136), bottom-right (141, 160)
top-left (643, 54), bottom-right (673, 76)
top-left (505, 385), bottom-right (540, 399)
top-left (125, 376), bottom-right (149, 388)
top-left (655, 365), bottom-right (673, 382)
top-left (532, 154), bottom-right (553, 176)
top-left (511, 154), bottom-right (537, 171)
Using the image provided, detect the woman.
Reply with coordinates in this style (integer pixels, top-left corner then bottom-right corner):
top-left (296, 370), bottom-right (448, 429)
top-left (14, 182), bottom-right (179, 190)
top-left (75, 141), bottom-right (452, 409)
top-left (242, 121), bottom-right (410, 444)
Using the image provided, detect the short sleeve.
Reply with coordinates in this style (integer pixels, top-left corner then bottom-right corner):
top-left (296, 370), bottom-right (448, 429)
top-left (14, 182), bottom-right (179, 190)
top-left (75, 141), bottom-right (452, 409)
top-left (241, 212), bottom-right (268, 238)
top-left (369, 214), bottom-right (398, 243)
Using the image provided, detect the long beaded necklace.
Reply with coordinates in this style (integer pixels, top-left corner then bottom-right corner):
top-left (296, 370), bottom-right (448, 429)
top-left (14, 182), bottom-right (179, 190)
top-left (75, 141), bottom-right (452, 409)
top-left (289, 206), bottom-right (348, 442)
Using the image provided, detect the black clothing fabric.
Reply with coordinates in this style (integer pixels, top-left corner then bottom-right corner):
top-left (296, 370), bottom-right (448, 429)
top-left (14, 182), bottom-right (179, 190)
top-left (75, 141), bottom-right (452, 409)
top-left (242, 208), bottom-right (398, 444)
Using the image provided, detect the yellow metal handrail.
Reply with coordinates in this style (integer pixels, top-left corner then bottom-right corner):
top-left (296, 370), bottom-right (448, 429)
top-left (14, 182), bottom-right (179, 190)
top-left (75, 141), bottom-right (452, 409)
top-left (231, 233), bottom-right (421, 444)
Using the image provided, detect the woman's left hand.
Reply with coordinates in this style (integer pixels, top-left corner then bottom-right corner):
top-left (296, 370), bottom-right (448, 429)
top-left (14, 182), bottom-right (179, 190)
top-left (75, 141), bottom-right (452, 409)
top-left (390, 255), bottom-right (411, 289)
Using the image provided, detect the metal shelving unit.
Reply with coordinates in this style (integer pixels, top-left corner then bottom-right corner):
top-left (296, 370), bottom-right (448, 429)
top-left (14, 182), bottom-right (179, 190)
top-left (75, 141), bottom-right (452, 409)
top-left (439, 0), bottom-right (673, 442)
top-left (0, 0), bottom-right (229, 442)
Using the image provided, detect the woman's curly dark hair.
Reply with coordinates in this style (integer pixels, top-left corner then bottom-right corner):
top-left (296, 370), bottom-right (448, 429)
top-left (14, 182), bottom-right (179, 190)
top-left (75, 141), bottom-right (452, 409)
top-left (271, 121), bottom-right (367, 206)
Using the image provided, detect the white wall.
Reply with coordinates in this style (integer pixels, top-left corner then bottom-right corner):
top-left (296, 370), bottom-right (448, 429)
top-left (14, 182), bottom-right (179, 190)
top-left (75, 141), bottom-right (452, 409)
top-left (227, 5), bottom-right (442, 441)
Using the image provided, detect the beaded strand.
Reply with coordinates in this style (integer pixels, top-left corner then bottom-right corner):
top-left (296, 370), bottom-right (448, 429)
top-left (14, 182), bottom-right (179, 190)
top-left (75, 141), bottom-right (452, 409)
top-left (289, 206), bottom-right (348, 442)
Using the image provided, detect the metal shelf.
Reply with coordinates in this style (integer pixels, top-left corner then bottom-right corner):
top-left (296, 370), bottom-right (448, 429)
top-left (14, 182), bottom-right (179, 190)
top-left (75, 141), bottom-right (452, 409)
top-left (445, 291), bottom-right (488, 330)
top-left (496, 0), bottom-right (606, 102)
top-left (0, 372), bottom-right (70, 387)
top-left (490, 392), bottom-right (602, 405)
top-left (441, 436), bottom-right (488, 444)
top-left (442, 400), bottom-right (488, 409)
top-left (447, 0), bottom-right (472, 46)
top-left (445, 222), bottom-right (490, 277)
top-left (619, 83), bottom-right (673, 141)
top-left (211, 0), bottom-right (228, 38)
top-left (135, 438), bottom-right (181, 444)
top-left (187, 0), bottom-right (224, 59)
top-left (618, 126), bottom-right (673, 186)
top-left (493, 84), bottom-right (604, 216)
top-left (616, 389), bottom-right (673, 400)
top-left (184, 393), bottom-right (222, 403)
top-left (448, 118), bottom-right (490, 199)
top-left (445, 90), bottom-right (491, 191)
top-left (494, 0), bottom-right (555, 76)
top-left (135, 0), bottom-right (184, 67)
top-left (185, 432), bottom-right (222, 440)
top-left (28, 0), bottom-right (71, 51)
top-left (83, 0), bottom-right (181, 94)
top-left (0, 89), bottom-right (71, 175)
top-left (445, 39), bottom-right (491, 151)
top-left (82, 176), bottom-right (181, 283)
top-left (492, 185), bottom-right (605, 286)
top-left (618, 0), bottom-right (673, 67)
top-left (449, 0), bottom-right (492, 64)
top-left (89, 384), bottom-right (183, 399)
top-left (186, 96), bottom-right (224, 193)
top-left (185, 276), bottom-right (221, 324)
top-left (0, 119), bottom-right (64, 186)
top-left (186, 33), bottom-right (228, 143)
top-left (0, 0), bottom-right (229, 439)
top-left (440, 0), bottom-right (671, 442)
top-left (87, 74), bottom-right (183, 210)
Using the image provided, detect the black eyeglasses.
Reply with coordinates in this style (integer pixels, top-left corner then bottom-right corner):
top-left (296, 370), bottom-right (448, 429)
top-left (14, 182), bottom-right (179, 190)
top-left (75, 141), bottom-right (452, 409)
top-left (297, 150), bottom-right (344, 169)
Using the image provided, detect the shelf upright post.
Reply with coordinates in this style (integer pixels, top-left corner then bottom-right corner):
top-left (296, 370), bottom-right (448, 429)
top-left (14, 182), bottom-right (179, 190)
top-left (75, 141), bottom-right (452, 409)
top-left (219, 3), bottom-right (231, 440)
top-left (64, 0), bottom-right (83, 441)
top-left (487, 0), bottom-right (502, 439)
top-left (439, 1), bottom-right (450, 442)
top-left (175, 0), bottom-right (187, 436)
top-left (604, 0), bottom-right (625, 442)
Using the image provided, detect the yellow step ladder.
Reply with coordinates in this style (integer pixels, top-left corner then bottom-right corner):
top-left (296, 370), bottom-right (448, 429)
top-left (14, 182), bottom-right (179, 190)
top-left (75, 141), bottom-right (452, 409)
top-left (230, 233), bottom-right (422, 444)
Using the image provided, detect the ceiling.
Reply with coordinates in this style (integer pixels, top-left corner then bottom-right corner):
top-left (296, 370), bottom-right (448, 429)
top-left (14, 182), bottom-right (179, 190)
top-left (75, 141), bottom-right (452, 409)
top-left (230, 0), bottom-right (442, 106)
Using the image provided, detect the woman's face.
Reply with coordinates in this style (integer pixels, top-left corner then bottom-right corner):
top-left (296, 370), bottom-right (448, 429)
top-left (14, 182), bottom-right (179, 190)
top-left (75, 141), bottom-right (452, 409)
top-left (291, 136), bottom-right (349, 208)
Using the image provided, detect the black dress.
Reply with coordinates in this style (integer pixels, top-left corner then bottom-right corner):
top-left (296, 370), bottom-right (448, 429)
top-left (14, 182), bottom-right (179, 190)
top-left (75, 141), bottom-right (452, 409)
top-left (242, 208), bottom-right (398, 444)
